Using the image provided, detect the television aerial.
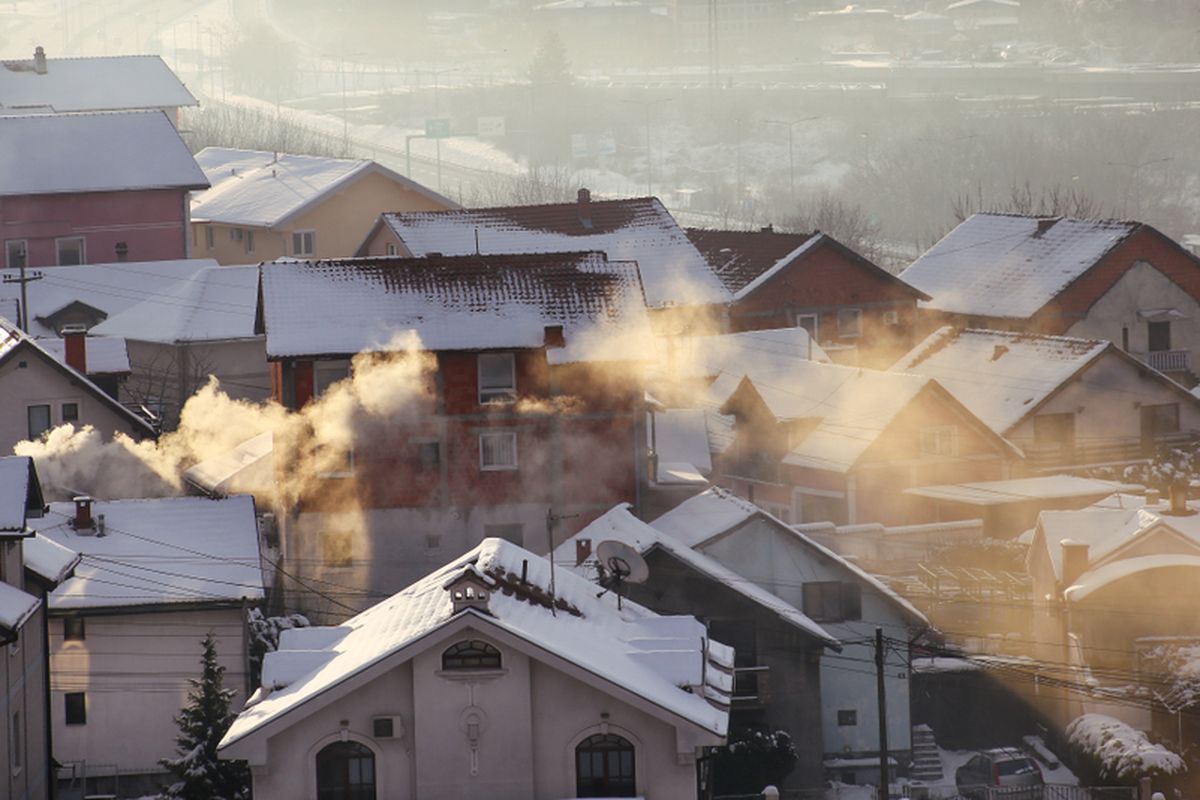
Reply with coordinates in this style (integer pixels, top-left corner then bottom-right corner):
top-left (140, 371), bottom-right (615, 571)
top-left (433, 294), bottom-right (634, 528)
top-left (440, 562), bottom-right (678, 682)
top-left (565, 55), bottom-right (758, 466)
top-left (594, 540), bottom-right (649, 609)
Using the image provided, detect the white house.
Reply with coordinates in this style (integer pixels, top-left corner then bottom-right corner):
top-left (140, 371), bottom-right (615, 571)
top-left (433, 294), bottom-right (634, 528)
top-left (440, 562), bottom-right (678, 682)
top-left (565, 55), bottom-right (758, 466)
top-left (26, 495), bottom-right (264, 791)
top-left (650, 487), bottom-right (931, 783)
top-left (219, 537), bottom-right (732, 800)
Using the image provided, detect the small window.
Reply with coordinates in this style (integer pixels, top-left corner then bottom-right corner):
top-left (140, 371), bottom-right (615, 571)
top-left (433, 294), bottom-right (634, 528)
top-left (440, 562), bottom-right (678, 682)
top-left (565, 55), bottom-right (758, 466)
top-left (1034, 413), bottom-right (1075, 450)
top-left (882, 309), bottom-right (900, 326)
top-left (55, 237), bottom-right (85, 266)
top-left (61, 402), bottom-right (80, 424)
top-left (245, 230), bottom-right (255, 254)
top-left (418, 442), bottom-right (440, 468)
top-left (385, 242), bottom-right (398, 256)
top-left (483, 523), bottom-right (523, 546)
top-left (231, 228), bottom-right (244, 242)
top-left (919, 425), bottom-right (958, 457)
top-left (63, 617), bottom-right (85, 642)
top-left (27, 405), bottom-right (51, 440)
top-left (315, 363), bottom-right (350, 397)
top-left (838, 709), bottom-right (857, 726)
top-left (479, 432), bottom-right (518, 471)
top-left (315, 443), bottom-right (355, 478)
top-left (794, 313), bottom-right (819, 340)
top-left (5, 240), bottom-right (27, 269)
top-left (802, 581), bottom-right (862, 622)
top-left (64, 692), bottom-right (86, 725)
top-left (205, 226), bottom-right (215, 250)
top-left (372, 717), bottom-right (396, 738)
top-left (292, 230), bottom-right (315, 256)
top-left (478, 352), bottom-right (517, 403)
top-left (321, 530), bottom-right (353, 567)
top-left (837, 308), bottom-right (862, 338)
top-left (442, 640), bottom-right (502, 670)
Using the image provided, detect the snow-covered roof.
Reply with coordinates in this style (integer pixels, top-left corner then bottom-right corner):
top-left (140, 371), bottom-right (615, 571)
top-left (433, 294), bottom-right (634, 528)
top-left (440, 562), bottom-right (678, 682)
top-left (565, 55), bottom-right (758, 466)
top-left (0, 456), bottom-right (40, 535)
top-left (182, 432), bottom-right (274, 497)
top-left (38, 336), bottom-right (131, 375)
top-left (378, 196), bottom-right (729, 309)
top-left (0, 111), bottom-right (208, 197)
top-left (1065, 554), bottom-right (1200, 602)
top-left (899, 214), bottom-right (1140, 319)
top-left (904, 475), bottom-right (1120, 506)
top-left (661, 327), bottom-right (830, 383)
top-left (650, 487), bottom-right (929, 626)
top-left (258, 252), bottom-right (651, 361)
top-left (27, 495), bottom-right (264, 610)
top-left (0, 318), bottom-right (155, 437)
top-left (555, 504), bottom-right (839, 647)
top-left (0, 581), bottom-right (39, 634)
top-left (652, 409), bottom-right (712, 478)
top-left (0, 53), bottom-right (196, 113)
top-left (90, 264), bottom-right (260, 343)
top-left (191, 148), bottom-right (455, 229)
top-left (23, 534), bottom-right (80, 586)
top-left (220, 537), bottom-right (730, 751)
top-left (895, 327), bottom-right (1111, 435)
top-left (0, 259), bottom-right (219, 339)
top-left (946, 0), bottom-right (1019, 9)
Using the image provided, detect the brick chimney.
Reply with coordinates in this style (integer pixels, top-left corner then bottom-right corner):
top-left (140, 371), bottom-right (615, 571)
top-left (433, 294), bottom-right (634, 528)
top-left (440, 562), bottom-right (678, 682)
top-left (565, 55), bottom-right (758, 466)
top-left (544, 324), bottom-right (565, 349)
top-left (577, 187), bottom-right (591, 206)
top-left (575, 538), bottom-right (592, 567)
top-left (1060, 539), bottom-right (1090, 589)
top-left (1166, 483), bottom-right (1194, 516)
top-left (577, 187), bottom-right (593, 229)
top-left (33, 46), bottom-right (47, 75)
top-left (73, 496), bottom-right (95, 531)
top-left (61, 324), bottom-right (87, 375)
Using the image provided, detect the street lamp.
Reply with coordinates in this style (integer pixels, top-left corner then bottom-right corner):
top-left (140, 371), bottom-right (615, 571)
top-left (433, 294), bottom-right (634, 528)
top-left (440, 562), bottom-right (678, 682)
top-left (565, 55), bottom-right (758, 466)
top-left (764, 116), bottom-right (822, 204)
top-left (621, 97), bottom-right (675, 197)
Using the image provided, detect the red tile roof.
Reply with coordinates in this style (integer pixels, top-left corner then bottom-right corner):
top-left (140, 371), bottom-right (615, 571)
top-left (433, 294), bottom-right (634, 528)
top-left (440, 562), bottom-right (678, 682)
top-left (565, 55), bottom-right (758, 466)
top-left (686, 227), bottom-right (819, 293)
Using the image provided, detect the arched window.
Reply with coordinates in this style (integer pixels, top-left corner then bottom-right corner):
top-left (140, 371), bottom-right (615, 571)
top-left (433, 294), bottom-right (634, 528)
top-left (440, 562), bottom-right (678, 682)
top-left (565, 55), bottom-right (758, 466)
top-left (316, 741), bottom-right (376, 800)
top-left (575, 733), bottom-right (636, 798)
top-left (441, 640), bottom-right (502, 670)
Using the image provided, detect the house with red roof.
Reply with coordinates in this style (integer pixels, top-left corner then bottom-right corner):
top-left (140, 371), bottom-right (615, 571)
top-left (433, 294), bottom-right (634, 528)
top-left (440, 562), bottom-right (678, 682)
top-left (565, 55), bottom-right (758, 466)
top-left (255, 251), bottom-right (654, 620)
top-left (687, 227), bottom-right (930, 367)
top-left (900, 213), bottom-right (1200, 386)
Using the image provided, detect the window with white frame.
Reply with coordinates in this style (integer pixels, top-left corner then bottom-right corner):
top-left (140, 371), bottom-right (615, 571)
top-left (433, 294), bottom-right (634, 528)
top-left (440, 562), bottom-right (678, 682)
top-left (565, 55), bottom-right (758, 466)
top-left (478, 352), bottom-right (517, 403)
top-left (794, 313), bottom-right (819, 340)
top-left (27, 405), bottom-right (51, 440)
top-left (5, 240), bottom-right (27, 269)
top-left (56, 237), bottom-right (85, 266)
top-left (479, 431), bottom-right (517, 471)
top-left (837, 308), bottom-right (862, 338)
top-left (920, 425), bottom-right (958, 457)
top-left (882, 309), bottom-right (900, 326)
top-left (292, 230), bottom-right (315, 256)
top-left (385, 242), bottom-right (399, 256)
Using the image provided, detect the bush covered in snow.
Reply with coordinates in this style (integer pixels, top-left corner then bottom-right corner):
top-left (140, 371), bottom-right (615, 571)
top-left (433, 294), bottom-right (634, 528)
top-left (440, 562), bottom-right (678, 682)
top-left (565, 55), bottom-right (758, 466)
top-left (247, 607), bottom-right (310, 687)
top-left (1066, 714), bottom-right (1186, 783)
top-left (711, 727), bottom-right (798, 795)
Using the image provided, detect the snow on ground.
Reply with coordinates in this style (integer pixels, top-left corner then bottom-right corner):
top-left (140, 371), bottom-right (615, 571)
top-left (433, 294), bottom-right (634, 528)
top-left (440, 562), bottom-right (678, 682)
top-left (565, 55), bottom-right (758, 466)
top-left (926, 745), bottom-right (1079, 791)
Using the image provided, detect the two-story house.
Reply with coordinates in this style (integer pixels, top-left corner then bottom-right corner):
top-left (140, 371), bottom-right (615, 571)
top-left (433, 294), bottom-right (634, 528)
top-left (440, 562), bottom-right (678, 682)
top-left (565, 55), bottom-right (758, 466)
top-left (0, 111), bottom-right (208, 268)
top-left (900, 213), bottom-right (1200, 386)
top-left (894, 327), bottom-right (1200, 472)
top-left (256, 251), bottom-right (653, 620)
top-left (650, 487), bottom-right (931, 786)
top-left (687, 227), bottom-right (930, 367)
top-left (218, 537), bottom-right (731, 800)
top-left (190, 149), bottom-right (457, 265)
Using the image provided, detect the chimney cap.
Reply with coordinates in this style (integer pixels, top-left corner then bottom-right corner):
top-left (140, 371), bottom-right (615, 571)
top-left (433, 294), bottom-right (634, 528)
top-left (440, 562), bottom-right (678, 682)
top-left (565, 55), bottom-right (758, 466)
top-left (60, 324), bottom-right (87, 335)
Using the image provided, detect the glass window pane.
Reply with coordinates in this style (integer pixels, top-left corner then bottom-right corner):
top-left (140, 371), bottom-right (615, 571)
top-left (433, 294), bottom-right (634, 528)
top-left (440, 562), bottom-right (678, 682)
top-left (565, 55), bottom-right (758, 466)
top-left (27, 405), bottom-right (51, 439)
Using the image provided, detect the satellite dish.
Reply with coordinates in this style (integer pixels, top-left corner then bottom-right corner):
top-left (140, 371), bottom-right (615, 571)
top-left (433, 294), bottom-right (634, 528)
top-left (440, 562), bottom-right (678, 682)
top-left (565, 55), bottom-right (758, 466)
top-left (595, 540), bottom-right (650, 585)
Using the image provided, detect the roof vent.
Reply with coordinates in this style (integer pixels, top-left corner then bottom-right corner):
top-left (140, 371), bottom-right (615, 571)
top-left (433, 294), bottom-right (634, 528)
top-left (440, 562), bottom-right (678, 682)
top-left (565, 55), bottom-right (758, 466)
top-left (1034, 217), bottom-right (1060, 237)
top-left (444, 566), bottom-right (495, 615)
top-left (991, 344), bottom-right (1009, 361)
top-left (33, 46), bottom-right (46, 75)
top-left (578, 187), bottom-right (593, 229)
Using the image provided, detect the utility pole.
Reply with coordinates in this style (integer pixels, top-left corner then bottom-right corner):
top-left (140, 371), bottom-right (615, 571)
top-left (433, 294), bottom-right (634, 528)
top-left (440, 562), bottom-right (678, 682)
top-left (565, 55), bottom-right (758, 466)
top-left (3, 259), bottom-right (43, 332)
top-left (875, 627), bottom-right (890, 800)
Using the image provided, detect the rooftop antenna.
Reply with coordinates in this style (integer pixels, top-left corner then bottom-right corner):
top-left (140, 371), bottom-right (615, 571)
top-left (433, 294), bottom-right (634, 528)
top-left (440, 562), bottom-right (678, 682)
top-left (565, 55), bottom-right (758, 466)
top-left (546, 508), bottom-right (580, 616)
top-left (594, 540), bottom-right (650, 610)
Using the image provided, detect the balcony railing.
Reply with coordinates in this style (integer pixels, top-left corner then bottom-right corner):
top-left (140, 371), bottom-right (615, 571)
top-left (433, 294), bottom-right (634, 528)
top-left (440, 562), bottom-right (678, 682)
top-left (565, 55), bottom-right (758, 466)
top-left (1138, 349), bottom-right (1190, 373)
top-left (1025, 431), bottom-right (1198, 470)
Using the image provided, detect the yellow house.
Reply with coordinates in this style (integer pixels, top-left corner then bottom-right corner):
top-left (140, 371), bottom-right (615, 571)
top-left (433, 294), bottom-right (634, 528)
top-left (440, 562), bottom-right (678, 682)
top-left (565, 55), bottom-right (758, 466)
top-left (189, 148), bottom-right (457, 265)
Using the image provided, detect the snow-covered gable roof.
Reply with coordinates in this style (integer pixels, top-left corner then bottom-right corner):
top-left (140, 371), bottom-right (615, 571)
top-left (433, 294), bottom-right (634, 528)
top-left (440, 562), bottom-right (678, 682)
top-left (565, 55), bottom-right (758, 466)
top-left (663, 327), bottom-right (830, 383)
top-left (90, 264), bottom-right (260, 343)
top-left (895, 327), bottom-right (1110, 435)
top-left (191, 148), bottom-right (455, 229)
top-left (0, 581), bottom-right (39, 635)
top-left (1064, 554), bottom-right (1200, 603)
top-left (0, 110), bottom-right (208, 197)
top-left (38, 336), bottom-right (130, 374)
top-left (0, 259), bottom-right (219, 338)
top-left (0, 318), bottom-right (155, 437)
top-left (27, 495), bottom-right (264, 610)
top-left (899, 214), bottom-right (1140, 319)
top-left (182, 432), bottom-right (274, 497)
top-left (651, 487), bottom-right (929, 626)
top-left (555, 504), bottom-right (839, 647)
top-left (0, 53), bottom-right (196, 113)
top-left (259, 252), bottom-right (651, 361)
top-left (220, 537), bottom-right (730, 751)
top-left (378, 197), bottom-right (729, 309)
top-left (904, 475), bottom-right (1120, 506)
top-left (23, 534), bottom-right (80, 586)
top-left (653, 408), bottom-right (713, 479)
top-left (0, 456), bottom-right (41, 535)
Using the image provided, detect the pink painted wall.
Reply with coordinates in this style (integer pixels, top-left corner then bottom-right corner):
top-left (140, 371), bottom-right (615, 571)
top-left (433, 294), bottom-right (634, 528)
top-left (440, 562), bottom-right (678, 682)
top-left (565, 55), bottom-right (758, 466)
top-left (0, 188), bottom-right (190, 267)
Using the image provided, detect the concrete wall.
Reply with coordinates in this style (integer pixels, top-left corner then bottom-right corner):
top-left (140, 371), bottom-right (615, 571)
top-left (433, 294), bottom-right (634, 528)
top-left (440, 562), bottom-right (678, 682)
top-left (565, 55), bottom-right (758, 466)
top-left (0, 342), bottom-right (147, 454)
top-left (697, 517), bottom-right (914, 770)
top-left (0, 540), bottom-right (51, 800)
top-left (243, 625), bottom-right (702, 800)
top-left (0, 189), bottom-right (189, 268)
top-left (49, 606), bottom-right (247, 776)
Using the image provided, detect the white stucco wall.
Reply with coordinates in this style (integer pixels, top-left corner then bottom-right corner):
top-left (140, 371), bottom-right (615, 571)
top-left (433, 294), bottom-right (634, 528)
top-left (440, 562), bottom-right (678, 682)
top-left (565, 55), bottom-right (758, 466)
top-left (696, 517), bottom-right (914, 760)
top-left (1066, 261), bottom-right (1200, 359)
top-left (0, 344), bottom-right (145, 454)
top-left (49, 606), bottom-right (248, 776)
top-left (238, 624), bottom-right (704, 800)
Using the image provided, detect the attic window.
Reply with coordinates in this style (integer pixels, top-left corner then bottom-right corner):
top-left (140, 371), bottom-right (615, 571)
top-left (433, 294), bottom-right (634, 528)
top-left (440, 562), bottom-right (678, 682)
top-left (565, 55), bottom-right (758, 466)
top-left (442, 640), bottom-right (502, 670)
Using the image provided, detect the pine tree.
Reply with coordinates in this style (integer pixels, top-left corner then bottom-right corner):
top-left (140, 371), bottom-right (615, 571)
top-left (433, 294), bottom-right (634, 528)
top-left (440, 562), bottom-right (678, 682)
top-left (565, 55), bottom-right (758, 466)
top-left (160, 633), bottom-right (251, 800)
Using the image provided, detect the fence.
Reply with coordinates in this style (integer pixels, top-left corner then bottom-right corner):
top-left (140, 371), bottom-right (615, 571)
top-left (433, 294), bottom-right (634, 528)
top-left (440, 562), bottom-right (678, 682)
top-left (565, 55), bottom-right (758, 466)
top-left (717, 784), bottom-right (1137, 800)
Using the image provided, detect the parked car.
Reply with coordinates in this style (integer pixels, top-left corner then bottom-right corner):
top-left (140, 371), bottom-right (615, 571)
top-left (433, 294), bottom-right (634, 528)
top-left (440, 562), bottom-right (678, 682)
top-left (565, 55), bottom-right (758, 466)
top-left (956, 749), bottom-right (1044, 799)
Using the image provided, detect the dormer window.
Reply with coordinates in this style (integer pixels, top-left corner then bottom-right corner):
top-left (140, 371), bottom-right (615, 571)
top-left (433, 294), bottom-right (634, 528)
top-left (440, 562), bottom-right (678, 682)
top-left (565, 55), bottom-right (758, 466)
top-left (442, 640), bottom-right (502, 670)
top-left (444, 568), bottom-right (495, 614)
